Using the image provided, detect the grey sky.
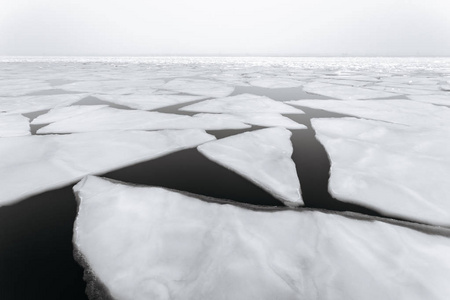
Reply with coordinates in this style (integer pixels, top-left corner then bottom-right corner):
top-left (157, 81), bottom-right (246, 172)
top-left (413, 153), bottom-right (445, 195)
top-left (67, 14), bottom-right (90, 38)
top-left (1, 0), bottom-right (449, 56)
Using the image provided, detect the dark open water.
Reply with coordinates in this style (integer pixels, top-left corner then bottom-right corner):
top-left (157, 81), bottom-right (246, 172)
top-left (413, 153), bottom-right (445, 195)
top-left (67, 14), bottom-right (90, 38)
top-left (0, 85), bottom-right (432, 299)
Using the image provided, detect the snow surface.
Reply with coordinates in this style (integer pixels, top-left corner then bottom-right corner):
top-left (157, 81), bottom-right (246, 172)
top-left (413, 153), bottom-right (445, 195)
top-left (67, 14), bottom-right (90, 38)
top-left (231, 113), bottom-right (306, 129)
top-left (198, 128), bottom-right (303, 206)
top-left (0, 94), bottom-right (89, 114)
top-left (302, 82), bottom-right (398, 100)
top-left (0, 114), bottom-right (30, 137)
top-left (181, 93), bottom-right (304, 114)
top-left (407, 95), bottom-right (450, 106)
top-left (0, 129), bottom-right (214, 206)
top-left (31, 105), bottom-right (108, 124)
top-left (36, 107), bottom-right (250, 134)
top-left (248, 78), bottom-right (303, 88)
top-left (74, 175), bottom-right (450, 300)
top-left (312, 117), bottom-right (450, 227)
top-left (162, 78), bottom-right (234, 97)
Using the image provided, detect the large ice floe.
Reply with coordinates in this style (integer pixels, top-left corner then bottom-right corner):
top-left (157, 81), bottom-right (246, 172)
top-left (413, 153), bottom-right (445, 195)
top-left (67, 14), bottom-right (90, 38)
top-left (248, 78), bottom-right (304, 88)
top-left (0, 129), bottom-right (214, 206)
top-left (74, 175), bottom-right (450, 300)
top-left (161, 78), bottom-right (234, 97)
top-left (31, 105), bottom-right (108, 124)
top-left (407, 94), bottom-right (450, 106)
top-left (287, 99), bottom-right (450, 130)
top-left (181, 93), bottom-right (304, 114)
top-left (36, 107), bottom-right (251, 134)
top-left (302, 82), bottom-right (398, 100)
top-left (311, 117), bottom-right (450, 227)
top-left (0, 114), bottom-right (30, 137)
top-left (198, 127), bottom-right (303, 206)
top-left (0, 94), bottom-right (89, 114)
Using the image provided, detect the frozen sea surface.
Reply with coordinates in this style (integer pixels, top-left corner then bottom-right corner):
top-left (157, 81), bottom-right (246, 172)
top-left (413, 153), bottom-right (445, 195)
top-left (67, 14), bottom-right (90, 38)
top-left (1, 57), bottom-right (450, 299)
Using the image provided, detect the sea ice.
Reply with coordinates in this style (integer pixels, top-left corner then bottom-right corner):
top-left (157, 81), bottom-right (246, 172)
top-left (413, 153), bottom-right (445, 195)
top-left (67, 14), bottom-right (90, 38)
top-left (286, 99), bottom-right (450, 130)
top-left (31, 105), bottom-right (108, 124)
top-left (181, 93), bottom-right (304, 114)
top-left (36, 107), bottom-right (250, 133)
top-left (232, 113), bottom-right (306, 129)
top-left (162, 78), bottom-right (234, 97)
top-left (407, 95), bottom-right (450, 106)
top-left (302, 82), bottom-right (398, 100)
top-left (248, 78), bottom-right (303, 88)
top-left (73, 175), bottom-right (450, 300)
top-left (0, 94), bottom-right (89, 114)
top-left (95, 94), bottom-right (206, 110)
top-left (311, 117), bottom-right (450, 227)
top-left (0, 114), bottom-right (30, 137)
top-left (198, 128), bottom-right (302, 206)
top-left (0, 129), bottom-right (215, 206)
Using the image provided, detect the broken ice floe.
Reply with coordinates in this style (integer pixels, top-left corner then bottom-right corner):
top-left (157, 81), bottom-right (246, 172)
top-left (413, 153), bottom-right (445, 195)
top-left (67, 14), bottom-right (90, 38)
top-left (302, 82), bottom-right (398, 100)
top-left (0, 79), bottom-right (51, 96)
top-left (95, 94), bottom-right (207, 110)
top-left (162, 78), bottom-right (234, 97)
top-left (36, 107), bottom-right (250, 134)
top-left (198, 127), bottom-right (303, 206)
top-left (0, 114), bottom-right (30, 137)
top-left (31, 105), bottom-right (108, 124)
top-left (407, 95), bottom-right (450, 106)
top-left (181, 93), bottom-right (304, 114)
top-left (312, 117), bottom-right (450, 227)
top-left (0, 129), bottom-right (214, 206)
top-left (287, 99), bottom-right (450, 130)
top-left (231, 113), bottom-right (306, 129)
top-left (73, 175), bottom-right (450, 300)
top-left (0, 94), bottom-right (89, 114)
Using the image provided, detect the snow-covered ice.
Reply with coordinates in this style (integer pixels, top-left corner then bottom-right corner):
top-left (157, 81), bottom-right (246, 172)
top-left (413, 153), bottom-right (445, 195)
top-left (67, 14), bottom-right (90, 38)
top-left (0, 129), bottom-right (215, 206)
top-left (73, 175), bottom-right (450, 300)
top-left (302, 82), bottom-right (398, 100)
top-left (95, 94), bottom-right (206, 110)
top-left (407, 95), bottom-right (450, 106)
top-left (198, 128), bottom-right (303, 206)
top-left (232, 113), bottom-right (306, 129)
top-left (181, 93), bottom-right (304, 114)
top-left (0, 94), bottom-right (89, 114)
top-left (162, 78), bottom-right (234, 97)
top-left (287, 99), bottom-right (450, 130)
top-left (0, 114), bottom-right (30, 137)
top-left (36, 107), bottom-right (250, 133)
top-left (31, 105), bottom-right (108, 124)
top-left (248, 78), bottom-right (303, 88)
top-left (312, 117), bottom-right (450, 227)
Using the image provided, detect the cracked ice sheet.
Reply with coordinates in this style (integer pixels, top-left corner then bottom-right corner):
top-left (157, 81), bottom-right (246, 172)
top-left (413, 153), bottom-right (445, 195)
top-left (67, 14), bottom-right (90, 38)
top-left (286, 99), bottom-right (450, 130)
top-left (0, 129), bottom-right (214, 206)
top-left (312, 117), bottom-right (450, 227)
top-left (0, 114), bottom-right (30, 137)
top-left (198, 128), bottom-right (302, 206)
top-left (407, 95), bottom-right (450, 106)
top-left (0, 94), bottom-right (89, 114)
top-left (232, 113), bottom-right (306, 129)
top-left (74, 175), bottom-right (450, 300)
top-left (161, 78), bottom-right (234, 97)
top-left (248, 78), bottom-right (303, 88)
top-left (302, 82), bottom-right (398, 100)
top-left (58, 79), bottom-right (165, 94)
top-left (181, 93), bottom-right (304, 114)
top-left (37, 107), bottom-right (250, 134)
top-left (95, 94), bottom-right (207, 110)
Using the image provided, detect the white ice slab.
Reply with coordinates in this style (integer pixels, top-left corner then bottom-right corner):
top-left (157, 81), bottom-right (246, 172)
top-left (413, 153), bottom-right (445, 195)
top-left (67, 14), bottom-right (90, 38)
top-left (287, 99), bottom-right (450, 130)
top-left (312, 117), bottom-right (450, 227)
top-left (58, 79), bottom-right (165, 94)
top-left (0, 114), bottom-right (30, 137)
top-left (36, 107), bottom-right (250, 133)
top-left (440, 84), bottom-right (450, 91)
top-left (162, 78), bottom-right (234, 97)
top-left (0, 129), bottom-right (215, 206)
top-left (181, 93), bottom-right (304, 114)
top-left (95, 94), bottom-right (206, 110)
top-left (302, 82), bottom-right (397, 100)
top-left (31, 105), bottom-right (108, 124)
top-left (198, 128), bottom-right (302, 206)
top-left (74, 175), bottom-right (450, 300)
top-left (0, 80), bottom-right (51, 96)
top-left (407, 95), bottom-right (450, 106)
top-left (249, 78), bottom-right (303, 88)
top-left (233, 113), bottom-right (306, 129)
top-left (0, 94), bottom-right (89, 114)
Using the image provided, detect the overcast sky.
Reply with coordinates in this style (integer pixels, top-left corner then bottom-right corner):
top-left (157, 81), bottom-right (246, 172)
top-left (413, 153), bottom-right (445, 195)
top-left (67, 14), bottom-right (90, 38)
top-left (1, 0), bottom-right (449, 56)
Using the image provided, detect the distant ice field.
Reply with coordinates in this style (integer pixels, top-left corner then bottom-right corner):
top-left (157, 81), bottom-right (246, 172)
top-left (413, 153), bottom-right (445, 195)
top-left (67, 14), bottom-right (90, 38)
top-left (1, 57), bottom-right (450, 300)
